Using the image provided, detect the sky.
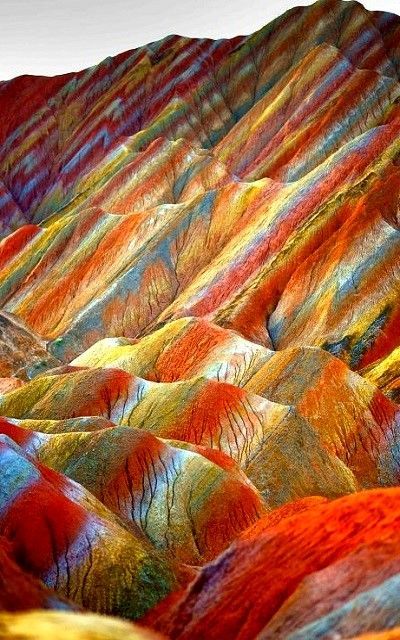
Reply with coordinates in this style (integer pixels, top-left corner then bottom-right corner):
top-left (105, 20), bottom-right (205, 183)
top-left (0, 0), bottom-right (399, 80)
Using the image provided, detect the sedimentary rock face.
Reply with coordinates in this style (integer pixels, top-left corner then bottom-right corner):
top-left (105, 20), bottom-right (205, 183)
top-left (0, 0), bottom-right (400, 637)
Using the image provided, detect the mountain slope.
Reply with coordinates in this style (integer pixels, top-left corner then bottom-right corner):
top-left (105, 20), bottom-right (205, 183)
top-left (1, 0), bottom-right (400, 637)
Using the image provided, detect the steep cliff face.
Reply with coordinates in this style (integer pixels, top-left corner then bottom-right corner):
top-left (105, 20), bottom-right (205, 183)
top-left (1, 0), bottom-right (400, 637)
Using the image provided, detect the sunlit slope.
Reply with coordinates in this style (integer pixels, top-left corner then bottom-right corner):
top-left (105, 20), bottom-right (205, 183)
top-left (1, 0), bottom-right (400, 637)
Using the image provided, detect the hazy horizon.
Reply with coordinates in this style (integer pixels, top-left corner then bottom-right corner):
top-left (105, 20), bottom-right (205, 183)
top-left (1, 0), bottom-right (399, 81)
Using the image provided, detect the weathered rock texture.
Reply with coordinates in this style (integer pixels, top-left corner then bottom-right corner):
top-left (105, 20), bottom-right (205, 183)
top-left (1, 0), bottom-right (400, 637)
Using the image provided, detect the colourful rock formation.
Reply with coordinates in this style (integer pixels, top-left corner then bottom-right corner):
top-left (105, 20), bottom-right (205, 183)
top-left (0, 536), bottom-right (76, 612)
top-left (0, 435), bottom-right (180, 618)
top-left (0, 0), bottom-right (400, 637)
top-left (0, 368), bottom-right (360, 504)
top-left (0, 311), bottom-right (59, 380)
top-left (148, 489), bottom-right (400, 639)
top-left (0, 418), bottom-right (265, 564)
top-left (0, 0), bottom-right (397, 365)
top-left (71, 317), bottom-right (274, 386)
top-left (0, 611), bottom-right (163, 640)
